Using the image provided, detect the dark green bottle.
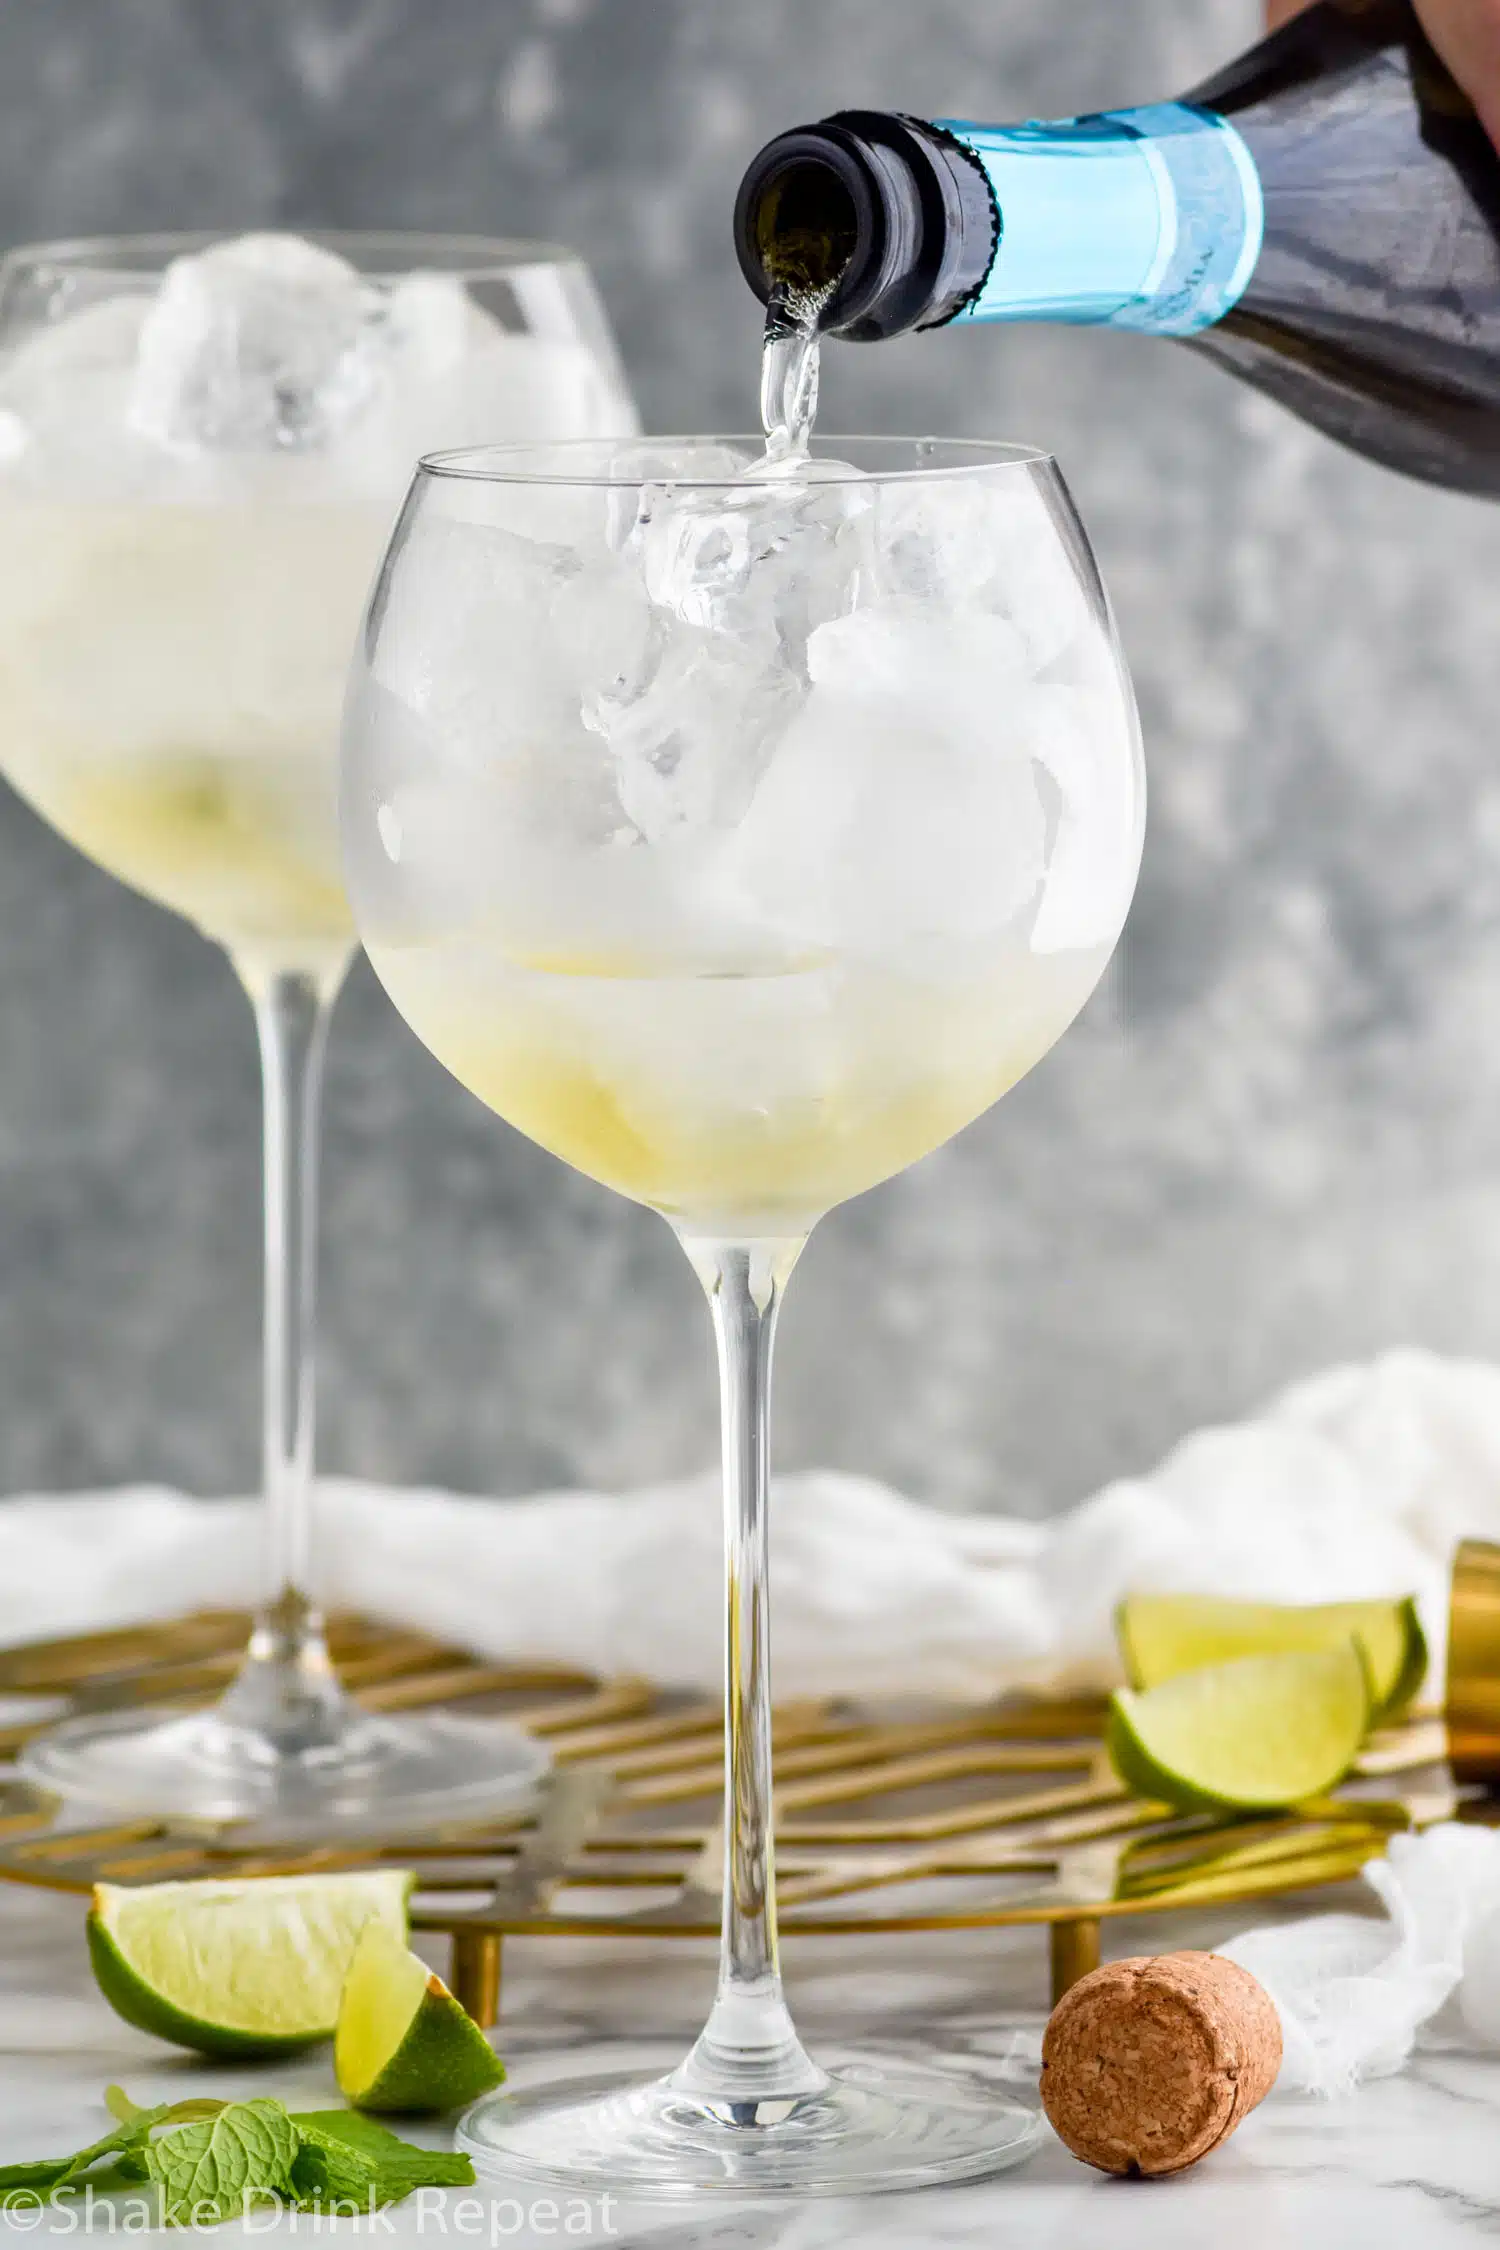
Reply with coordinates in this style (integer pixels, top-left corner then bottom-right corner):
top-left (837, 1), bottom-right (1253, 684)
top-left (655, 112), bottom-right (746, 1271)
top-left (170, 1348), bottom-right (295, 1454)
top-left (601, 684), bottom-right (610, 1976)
top-left (734, 0), bottom-right (1500, 494)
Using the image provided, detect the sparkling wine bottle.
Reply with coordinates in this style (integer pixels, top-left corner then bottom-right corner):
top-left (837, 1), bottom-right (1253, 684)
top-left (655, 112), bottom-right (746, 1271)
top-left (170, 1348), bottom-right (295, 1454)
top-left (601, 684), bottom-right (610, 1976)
top-left (733, 0), bottom-right (1500, 494)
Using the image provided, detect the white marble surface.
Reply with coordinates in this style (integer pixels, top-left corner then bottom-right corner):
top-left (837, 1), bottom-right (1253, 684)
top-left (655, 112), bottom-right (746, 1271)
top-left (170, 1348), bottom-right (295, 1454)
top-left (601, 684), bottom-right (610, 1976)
top-left (2, 1877), bottom-right (1497, 2248)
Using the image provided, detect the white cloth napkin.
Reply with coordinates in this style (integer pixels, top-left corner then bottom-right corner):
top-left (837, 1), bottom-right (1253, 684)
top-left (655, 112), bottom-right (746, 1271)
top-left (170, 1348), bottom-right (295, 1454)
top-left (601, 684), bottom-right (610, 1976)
top-left (1223, 1825), bottom-right (1500, 2094)
top-left (1, 1346), bottom-right (1494, 1694)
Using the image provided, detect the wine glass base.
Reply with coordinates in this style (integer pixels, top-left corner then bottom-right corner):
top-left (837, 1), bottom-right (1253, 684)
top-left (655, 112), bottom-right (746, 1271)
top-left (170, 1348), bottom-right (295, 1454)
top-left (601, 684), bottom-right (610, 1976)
top-left (458, 2042), bottom-right (1045, 2198)
top-left (20, 1705), bottom-right (550, 1839)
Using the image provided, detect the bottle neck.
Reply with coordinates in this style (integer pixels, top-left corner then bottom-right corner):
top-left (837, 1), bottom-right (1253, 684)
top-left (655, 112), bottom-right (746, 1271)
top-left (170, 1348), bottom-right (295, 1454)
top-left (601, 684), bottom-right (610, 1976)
top-left (940, 103), bottom-right (1264, 336)
top-left (736, 101), bottom-right (1266, 342)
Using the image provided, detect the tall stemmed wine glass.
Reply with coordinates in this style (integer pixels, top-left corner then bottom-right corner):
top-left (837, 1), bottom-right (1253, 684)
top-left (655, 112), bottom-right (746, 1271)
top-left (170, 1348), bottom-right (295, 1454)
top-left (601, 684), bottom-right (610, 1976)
top-left (342, 434), bottom-right (1144, 2191)
top-left (1, 234), bottom-right (634, 1831)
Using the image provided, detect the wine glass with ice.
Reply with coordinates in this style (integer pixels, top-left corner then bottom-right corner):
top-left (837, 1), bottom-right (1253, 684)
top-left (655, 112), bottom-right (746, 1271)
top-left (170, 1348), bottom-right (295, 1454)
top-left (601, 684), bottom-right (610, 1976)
top-left (341, 433), bottom-right (1145, 2192)
top-left (0, 233), bottom-right (635, 1832)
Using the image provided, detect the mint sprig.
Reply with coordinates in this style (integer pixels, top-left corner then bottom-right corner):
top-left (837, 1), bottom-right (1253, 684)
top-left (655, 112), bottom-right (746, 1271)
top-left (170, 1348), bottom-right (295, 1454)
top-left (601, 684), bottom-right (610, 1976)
top-left (2, 2089), bottom-right (476, 2226)
top-left (0, 2094), bottom-right (227, 2207)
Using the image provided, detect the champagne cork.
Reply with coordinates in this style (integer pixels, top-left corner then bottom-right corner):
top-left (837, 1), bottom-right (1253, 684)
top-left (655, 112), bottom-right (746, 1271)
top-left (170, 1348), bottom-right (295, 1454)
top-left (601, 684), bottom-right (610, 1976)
top-left (1040, 1950), bottom-right (1282, 2177)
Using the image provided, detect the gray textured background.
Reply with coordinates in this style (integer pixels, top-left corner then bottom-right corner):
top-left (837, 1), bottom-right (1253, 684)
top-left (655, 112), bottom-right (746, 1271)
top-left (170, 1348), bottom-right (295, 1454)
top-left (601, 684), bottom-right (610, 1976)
top-left (1, 0), bottom-right (1497, 1519)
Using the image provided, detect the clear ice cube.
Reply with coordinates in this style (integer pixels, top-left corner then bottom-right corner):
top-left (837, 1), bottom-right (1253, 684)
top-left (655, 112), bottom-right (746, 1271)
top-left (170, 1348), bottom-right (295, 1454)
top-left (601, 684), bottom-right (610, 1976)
top-left (718, 677), bottom-right (1048, 954)
top-left (552, 555), bottom-right (656, 722)
top-left (128, 234), bottom-right (381, 452)
top-left (588, 615), bottom-right (797, 845)
top-left (1025, 683), bottom-right (1142, 954)
top-left (639, 487), bottom-right (757, 630)
top-left (874, 473), bottom-right (1089, 671)
top-left (633, 462), bottom-right (874, 653)
top-left (0, 295), bottom-right (151, 487)
top-left (370, 511), bottom-right (582, 767)
top-left (803, 608), bottom-right (1139, 957)
top-left (806, 606), bottom-right (1030, 708)
top-left (382, 271), bottom-right (484, 381)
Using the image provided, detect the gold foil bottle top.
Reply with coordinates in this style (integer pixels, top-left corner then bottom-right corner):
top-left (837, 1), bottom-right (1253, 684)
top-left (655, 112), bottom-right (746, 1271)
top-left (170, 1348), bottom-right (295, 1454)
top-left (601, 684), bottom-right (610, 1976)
top-left (1446, 1538), bottom-right (1500, 1787)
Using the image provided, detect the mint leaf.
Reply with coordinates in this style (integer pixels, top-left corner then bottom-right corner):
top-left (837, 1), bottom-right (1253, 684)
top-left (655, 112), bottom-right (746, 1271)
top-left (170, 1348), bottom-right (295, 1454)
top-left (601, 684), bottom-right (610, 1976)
top-left (145, 2100), bottom-right (299, 2228)
top-left (289, 2110), bottom-right (474, 2193)
top-left (287, 2128), bottom-right (384, 2214)
top-left (98, 2091), bottom-right (228, 2185)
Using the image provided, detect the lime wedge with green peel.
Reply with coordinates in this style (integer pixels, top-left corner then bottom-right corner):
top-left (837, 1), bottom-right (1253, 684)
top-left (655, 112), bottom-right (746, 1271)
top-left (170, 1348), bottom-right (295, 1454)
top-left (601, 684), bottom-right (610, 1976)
top-left (1116, 1592), bottom-right (1426, 1718)
top-left (1107, 1642), bottom-right (1372, 1812)
top-left (336, 1919), bottom-right (504, 2113)
top-left (89, 1871), bottom-right (414, 2058)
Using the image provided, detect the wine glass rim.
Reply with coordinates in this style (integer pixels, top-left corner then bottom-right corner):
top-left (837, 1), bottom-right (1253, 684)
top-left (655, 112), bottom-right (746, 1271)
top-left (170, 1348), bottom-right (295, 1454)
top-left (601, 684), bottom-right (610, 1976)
top-left (0, 229), bottom-right (589, 280)
top-left (417, 433), bottom-right (1057, 488)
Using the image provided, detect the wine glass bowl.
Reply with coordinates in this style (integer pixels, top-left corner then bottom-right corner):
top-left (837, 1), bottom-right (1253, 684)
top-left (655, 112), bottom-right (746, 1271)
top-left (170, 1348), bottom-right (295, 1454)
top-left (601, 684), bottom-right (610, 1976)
top-left (346, 436), bottom-right (1142, 1239)
top-left (2, 233), bottom-right (635, 1833)
top-left (342, 433), bottom-right (1143, 2191)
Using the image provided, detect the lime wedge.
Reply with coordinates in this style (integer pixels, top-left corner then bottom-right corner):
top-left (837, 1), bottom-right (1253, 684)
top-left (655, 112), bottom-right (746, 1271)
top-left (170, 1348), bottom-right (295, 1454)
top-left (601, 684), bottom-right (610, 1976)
top-left (88, 1871), bottom-right (413, 2058)
top-left (1116, 1593), bottom-right (1426, 1718)
top-left (1107, 1642), bottom-right (1372, 1812)
top-left (336, 1919), bottom-right (504, 2113)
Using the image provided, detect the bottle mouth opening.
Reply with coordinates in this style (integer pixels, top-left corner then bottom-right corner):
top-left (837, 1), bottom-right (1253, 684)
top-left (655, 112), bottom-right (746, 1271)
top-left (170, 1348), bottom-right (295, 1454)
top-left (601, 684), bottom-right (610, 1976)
top-left (735, 114), bottom-right (991, 342)
top-left (733, 133), bottom-right (880, 331)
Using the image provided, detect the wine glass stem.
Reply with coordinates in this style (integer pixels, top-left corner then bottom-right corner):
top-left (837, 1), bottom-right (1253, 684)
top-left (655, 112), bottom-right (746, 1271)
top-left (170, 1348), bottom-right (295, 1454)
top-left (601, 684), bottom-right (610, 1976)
top-left (221, 967), bottom-right (345, 1751)
top-left (673, 1235), bottom-right (826, 2109)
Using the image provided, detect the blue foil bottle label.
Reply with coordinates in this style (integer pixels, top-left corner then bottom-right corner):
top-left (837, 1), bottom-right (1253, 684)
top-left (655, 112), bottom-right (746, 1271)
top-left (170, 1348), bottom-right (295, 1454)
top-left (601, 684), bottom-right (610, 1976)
top-left (938, 102), bottom-right (1265, 337)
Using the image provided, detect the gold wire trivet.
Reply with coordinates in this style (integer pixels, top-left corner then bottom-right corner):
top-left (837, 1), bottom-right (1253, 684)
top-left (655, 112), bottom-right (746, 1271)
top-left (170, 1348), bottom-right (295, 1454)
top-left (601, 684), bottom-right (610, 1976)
top-left (0, 1609), bottom-right (1467, 2024)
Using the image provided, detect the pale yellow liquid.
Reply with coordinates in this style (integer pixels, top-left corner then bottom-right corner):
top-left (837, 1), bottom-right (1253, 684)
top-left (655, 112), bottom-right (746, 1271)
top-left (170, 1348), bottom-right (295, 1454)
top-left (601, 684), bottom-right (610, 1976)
top-left (370, 936), bottom-right (1106, 1231)
top-left (0, 498), bottom-right (381, 983)
top-left (31, 751), bottom-right (355, 981)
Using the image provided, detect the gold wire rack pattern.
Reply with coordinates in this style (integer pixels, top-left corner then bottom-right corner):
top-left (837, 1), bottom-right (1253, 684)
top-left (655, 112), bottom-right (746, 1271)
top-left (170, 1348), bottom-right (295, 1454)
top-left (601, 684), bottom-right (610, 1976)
top-left (0, 1609), bottom-right (1463, 2023)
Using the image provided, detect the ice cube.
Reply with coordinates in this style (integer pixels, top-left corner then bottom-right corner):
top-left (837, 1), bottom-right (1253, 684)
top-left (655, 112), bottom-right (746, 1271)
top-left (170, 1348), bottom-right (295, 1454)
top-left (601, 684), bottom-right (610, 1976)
top-left (370, 510), bottom-right (582, 766)
top-left (356, 728), bottom-right (742, 969)
top-left (746, 468), bottom-right (877, 659)
top-left (129, 234), bottom-right (380, 452)
top-left (634, 465), bottom-right (875, 661)
top-left (604, 446), bottom-right (756, 564)
top-left (437, 453), bottom-right (613, 553)
top-left (718, 677), bottom-right (1048, 954)
top-left (874, 473), bottom-right (1089, 671)
top-left (589, 618), bottom-right (797, 844)
top-left (1, 292), bottom-right (148, 404)
top-left (388, 330), bottom-right (638, 477)
top-left (1026, 683), bottom-right (1143, 954)
top-left (382, 271), bottom-right (485, 382)
top-left (365, 768), bottom-right (519, 933)
top-left (638, 486), bottom-right (756, 630)
top-left (376, 275), bottom-right (614, 463)
top-left (0, 295), bottom-right (151, 486)
top-left (552, 557), bottom-right (656, 723)
top-left (806, 606), bottom-right (1029, 709)
top-left (810, 612), bottom-right (1141, 956)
